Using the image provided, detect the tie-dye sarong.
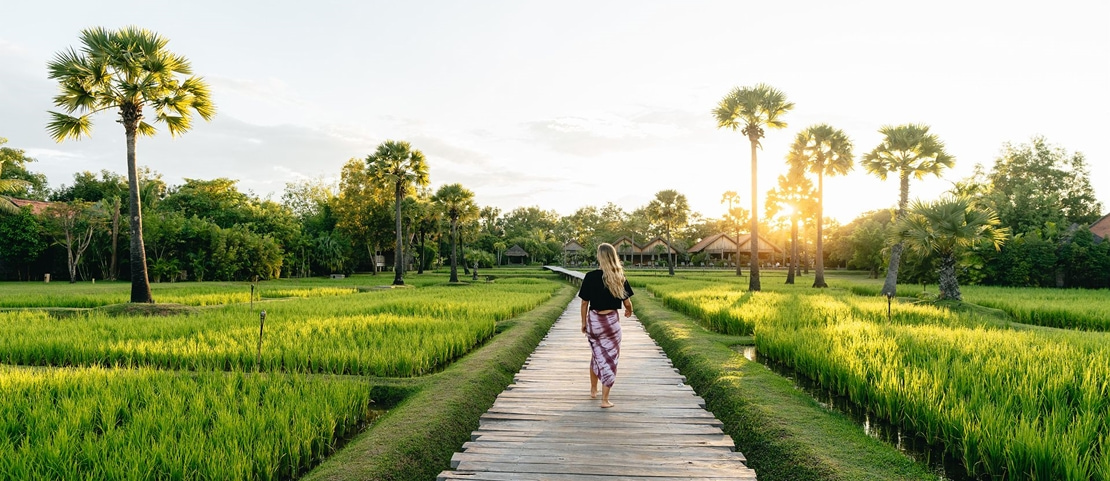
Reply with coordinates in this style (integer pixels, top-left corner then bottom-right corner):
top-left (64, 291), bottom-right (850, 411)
top-left (586, 310), bottom-right (622, 387)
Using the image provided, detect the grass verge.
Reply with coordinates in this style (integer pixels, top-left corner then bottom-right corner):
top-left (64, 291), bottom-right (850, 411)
top-left (302, 284), bottom-right (576, 481)
top-left (635, 294), bottom-right (939, 481)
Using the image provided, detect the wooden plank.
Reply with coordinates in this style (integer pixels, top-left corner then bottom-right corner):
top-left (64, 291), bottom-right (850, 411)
top-left (437, 298), bottom-right (756, 480)
top-left (440, 473), bottom-right (755, 481)
top-left (453, 446), bottom-right (745, 462)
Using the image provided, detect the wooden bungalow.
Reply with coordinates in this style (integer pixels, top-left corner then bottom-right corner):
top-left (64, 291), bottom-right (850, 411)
top-left (505, 244), bottom-right (529, 265)
top-left (686, 233), bottom-right (737, 264)
top-left (611, 236), bottom-right (641, 264)
top-left (687, 233), bottom-right (783, 266)
top-left (735, 233), bottom-right (785, 266)
top-left (639, 237), bottom-right (680, 267)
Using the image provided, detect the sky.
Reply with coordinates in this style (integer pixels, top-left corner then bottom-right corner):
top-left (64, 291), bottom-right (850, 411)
top-left (1, 0), bottom-right (1107, 225)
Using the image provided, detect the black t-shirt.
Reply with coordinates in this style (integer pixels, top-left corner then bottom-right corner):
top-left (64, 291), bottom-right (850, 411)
top-left (577, 269), bottom-right (633, 311)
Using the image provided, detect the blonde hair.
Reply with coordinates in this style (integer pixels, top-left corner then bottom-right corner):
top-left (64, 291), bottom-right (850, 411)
top-left (596, 243), bottom-right (627, 299)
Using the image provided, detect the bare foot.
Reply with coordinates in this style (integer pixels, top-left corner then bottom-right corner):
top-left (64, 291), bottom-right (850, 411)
top-left (600, 401), bottom-right (614, 408)
top-left (590, 391), bottom-right (598, 399)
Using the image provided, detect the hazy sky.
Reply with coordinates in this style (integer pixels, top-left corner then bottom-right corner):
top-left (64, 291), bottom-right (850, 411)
top-left (1, 0), bottom-right (1106, 224)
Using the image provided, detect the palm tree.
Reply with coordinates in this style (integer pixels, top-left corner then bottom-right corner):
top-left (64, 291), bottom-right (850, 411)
top-left (47, 26), bottom-right (214, 303)
top-left (411, 191), bottom-right (440, 274)
top-left (765, 165), bottom-right (815, 284)
top-left (714, 84), bottom-right (794, 291)
top-left (367, 140), bottom-right (429, 286)
top-left (720, 190), bottom-right (742, 275)
top-left (433, 183), bottom-right (478, 283)
top-left (893, 195), bottom-right (1008, 300)
top-left (787, 124), bottom-right (854, 288)
top-left (862, 124), bottom-right (954, 298)
top-left (645, 189), bottom-right (689, 276)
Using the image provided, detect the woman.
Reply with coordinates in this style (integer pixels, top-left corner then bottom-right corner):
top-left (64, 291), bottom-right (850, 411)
top-left (578, 242), bottom-right (634, 408)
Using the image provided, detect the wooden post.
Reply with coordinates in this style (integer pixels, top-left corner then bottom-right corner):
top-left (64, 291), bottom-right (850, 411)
top-left (256, 310), bottom-right (267, 371)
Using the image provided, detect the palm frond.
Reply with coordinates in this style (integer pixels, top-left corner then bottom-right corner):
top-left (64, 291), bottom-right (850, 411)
top-left (159, 114), bottom-right (192, 138)
top-left (136, 121), bottom-right (158, 137)
top-left (78, 26), bottom-right (115, 59)
top-left (47, 111), bottom-right (93, 142)
top-left (47, 48), bottom-right (92, 80)
top-left (51, 26), bottom-right (215, 143)
top-left (179, 76), bottom-right (216, 120)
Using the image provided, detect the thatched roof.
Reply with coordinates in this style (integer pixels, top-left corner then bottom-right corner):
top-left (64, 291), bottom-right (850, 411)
top-left (735, 233), bottom-right (784, 254)
top-left (563, 240), bottom-right (585, 252)
top-left (640, 237), bottom-right (678, 254)
top-left (610, 236), bottom-right (641, 253)
top-left (505, 244), bottom-right (529, 257)
top-left (687, 233), bottom-right (736, 253)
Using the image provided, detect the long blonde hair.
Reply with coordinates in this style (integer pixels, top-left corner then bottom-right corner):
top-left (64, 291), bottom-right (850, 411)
top-left (596, 243), bottom-right (627, 298)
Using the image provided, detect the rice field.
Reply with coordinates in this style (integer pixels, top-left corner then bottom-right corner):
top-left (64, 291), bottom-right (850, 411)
top-left (0, 366), bottom-right (375, 480)
top-left (960, 285), bottom-right (1110, 331)
top-left (0, 272), bottom-right (562, 480)
top-left (828, 275), bottom-right (1110, 331)
top-left (0, 278), bottom-right (560, 377)
top-left (0, 281), bottom-right (361, 308)
top-left (634, 271), bottom-right (1110, 480)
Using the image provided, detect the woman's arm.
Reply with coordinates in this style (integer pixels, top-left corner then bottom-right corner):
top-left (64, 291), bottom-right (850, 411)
top-left (623, 298), bottom-right (633, 318)
top-left (581, 298), bottom-right (590, 333)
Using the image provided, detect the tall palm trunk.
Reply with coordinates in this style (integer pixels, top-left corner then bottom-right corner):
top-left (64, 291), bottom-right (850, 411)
top-left (449, 220), bottom-right (459, 282)
top-left (123, 107), bottom-right (153, 303)
top-left (734, 225), bottom-right (742, 276)
top-left (417, 230), bottom-right (426, 274)
top-left (813, 171), bottom-right (828, 288)
top-left (392, 185), bottom-right (404, 286)
top-left (667, 230), bottom-right (675, 276)
top-left (786, 212), bottom-right (798, 284)
top-left (937, 254), bottom-right (961, 301)
top-left (880, 173), bottom-right (912, 297)
top-left (109, 197), bottom-right (120, 281)
top-left (747, 134), bottom-right (761, 291)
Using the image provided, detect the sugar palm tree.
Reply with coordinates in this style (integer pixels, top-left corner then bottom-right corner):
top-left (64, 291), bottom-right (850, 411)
top-left (47, 26), bottom-right (214, 302)
top-left (367, 140), bottom-right (429, 286)
top-left (719, 190), bottom-right (742, 275)
top-left (893, 195), bottom-right (1008, 300)
top-left (765, 164), bottom-right (815, 284)
top-left (862, 124), bottom-right (954, 298)
top-left (433, 183), bottom-right (478, 283)
top-left (714, 84), bottom-right (794, 291)
top-left (787, 124), bottom-right (854, 288)
top-left (645, 189), bottom-right (689, 276)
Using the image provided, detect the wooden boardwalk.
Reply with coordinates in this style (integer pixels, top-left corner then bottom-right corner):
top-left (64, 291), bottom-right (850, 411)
top-left (437, 294), bottom-right (757, 480)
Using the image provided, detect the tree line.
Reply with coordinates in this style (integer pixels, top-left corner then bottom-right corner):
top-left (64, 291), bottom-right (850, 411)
top-left (2, 27), bottom-right (1106, 301)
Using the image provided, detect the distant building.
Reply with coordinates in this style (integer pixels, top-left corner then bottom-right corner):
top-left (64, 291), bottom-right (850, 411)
top-left (1091, 214), bottom-right (1110, 242)
top-left (505, 244), bottom-right (529, 265)
top-left (6, 198), bottom-right (54, 214)
top-left (687, 233), bottom-right (783, 266)
top-left (562, 240), bottom-right (585, 266)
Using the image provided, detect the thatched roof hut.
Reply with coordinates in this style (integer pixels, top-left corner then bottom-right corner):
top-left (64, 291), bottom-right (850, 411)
top-left (505, 244), bottom-right (529, 264)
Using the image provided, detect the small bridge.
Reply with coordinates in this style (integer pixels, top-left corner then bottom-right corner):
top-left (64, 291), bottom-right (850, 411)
top-left (437, 277), bottom-right (757, 480)
top-left (543, 265), bottom-right (585, 285)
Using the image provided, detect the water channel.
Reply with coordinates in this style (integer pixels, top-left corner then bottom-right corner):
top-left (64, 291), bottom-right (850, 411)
top-left (738, 346), bottom-right (980, 481)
